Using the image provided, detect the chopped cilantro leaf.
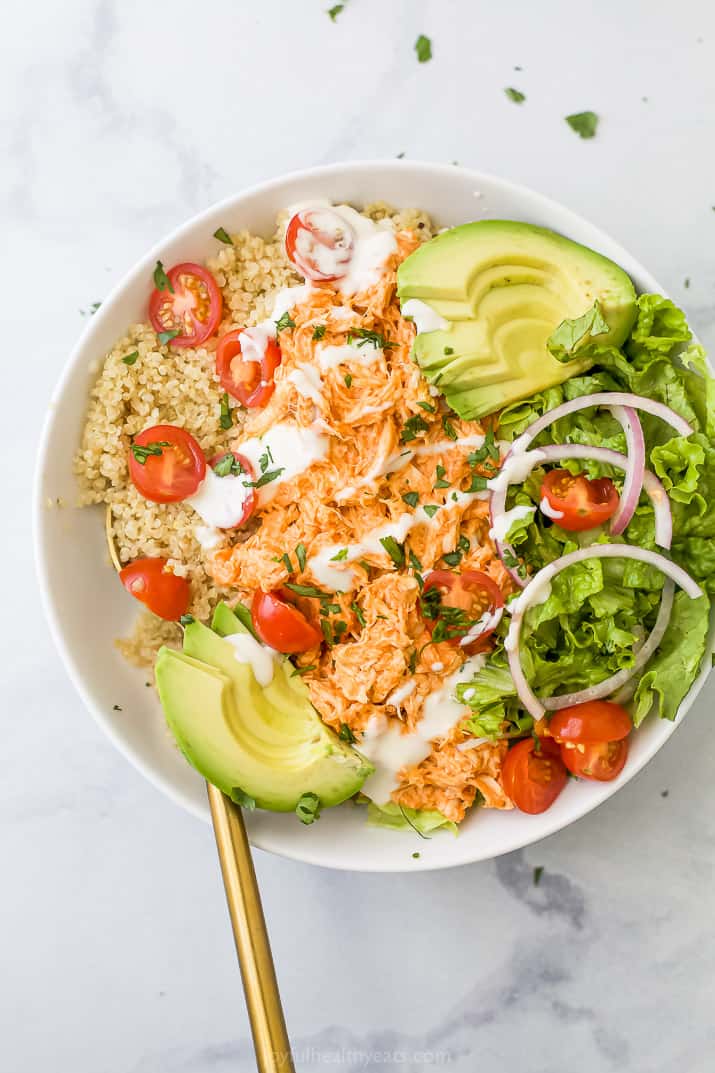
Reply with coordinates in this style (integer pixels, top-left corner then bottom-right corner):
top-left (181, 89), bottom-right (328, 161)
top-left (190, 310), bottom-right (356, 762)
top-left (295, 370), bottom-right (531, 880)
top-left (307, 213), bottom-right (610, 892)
top-left (416, 400), bottom-right (436, 413)
top-left (458, 534), bottom-right (470, 554)
top-left (312, 324), bottom-right (327, 341)
top-left (441, 415), bottom-right (458, 441)
top-left (422, 504), bottom-right (440, 518)
top-left (213, 227), bottom-right (233, 245)
top-left (275, 311), bottom-right (296, 333)
top-left (121, 351), bottom-right (139, 366)
top-left (442, 551), bottom-right (463, 567)
top-left (330, 548), bottom-right (349, 561)
top-left (402, 491), bottom-right (420, 508)
top-left (443, 346), bottom-right (454, 356)
top-left (130, 440), bottom-right (170, 465)
top-left (179, 614), bottom-right (194, 627)
top-left (380, 536), bottom-right (405, 566)
top-left (565, 110), bottom-right (599, 139)
top-left (158, 329), bottom-right (180, 346)
top-left (401, 414), bottom-right (430, 443)
top-left (327, 3), bottom-right (344, 20)
top-left (347, 327), bottom-right (396, 350)
top-left (243, 468), bottom-right (284, 489)
top-left (213, 452), bottom-right (244, 477)
top-left (467, 474), bottom-right (488, 492)
top-left (505, 87), bottom-right (526, 103)
top-left (344, 373), bottom-right (353, 388)
top-left (339, 722), bottom-right (356, 743)
top-left (219, 393), bottom-right (233, 430)
top-left (415, 34), bottom-right (432, 63)
top-left (153, 260), bottom-right (173, 293)
top-left (408, 549), bottom-right (423, 571)
top-left (434, 463), bottom-right (450, 489)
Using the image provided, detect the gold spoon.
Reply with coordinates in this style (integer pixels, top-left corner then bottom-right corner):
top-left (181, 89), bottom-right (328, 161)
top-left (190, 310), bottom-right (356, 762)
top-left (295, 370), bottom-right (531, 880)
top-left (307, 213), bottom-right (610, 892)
top-left (106, 507), bottom-right (295, 1073)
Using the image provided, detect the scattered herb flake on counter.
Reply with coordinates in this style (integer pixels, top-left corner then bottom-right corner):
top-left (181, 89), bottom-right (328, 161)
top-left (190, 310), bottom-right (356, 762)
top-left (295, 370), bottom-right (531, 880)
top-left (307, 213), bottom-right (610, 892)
top-left (153, 260), bottom-right (174, 293)
top-left (113, 704), bottom-right (122, 711)
top-left (213, 227), bottom-right (233, 245)
top-left (685, 277), bottom-right (691, 289)
top-left (415, 34), bottom-right (432, 63)
top-left (565, 110), bottom-right (599, 139)
top-left (130, 441), bottom-right (170, 465)
top-left (275, 312), bottom-right (296, 333)
top-left (219, 393), bottom-right (233, 430)
top-left (122, 351), bottom-right (139, 366)
top-left (327, 3), bottom-right (344, 20)
top-left (505, 87), bottom-right (526, 103)
top-left (533, 866), bottom-right (544, 886)
top-left (296, 792), bottom-right (322, 824)
top-left (80, 302), bottom-right (102, 317)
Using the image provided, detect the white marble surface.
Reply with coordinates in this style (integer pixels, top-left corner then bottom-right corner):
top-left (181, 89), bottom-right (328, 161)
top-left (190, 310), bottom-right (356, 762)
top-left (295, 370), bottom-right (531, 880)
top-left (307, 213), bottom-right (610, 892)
top-left (5, 1), bottom-right (715, 1069)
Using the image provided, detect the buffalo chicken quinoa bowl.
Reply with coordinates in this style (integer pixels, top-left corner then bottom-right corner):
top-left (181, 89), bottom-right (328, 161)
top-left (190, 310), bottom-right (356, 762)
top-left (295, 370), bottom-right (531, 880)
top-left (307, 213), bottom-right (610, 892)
top-left (40, 164), bottom-right (714, 868)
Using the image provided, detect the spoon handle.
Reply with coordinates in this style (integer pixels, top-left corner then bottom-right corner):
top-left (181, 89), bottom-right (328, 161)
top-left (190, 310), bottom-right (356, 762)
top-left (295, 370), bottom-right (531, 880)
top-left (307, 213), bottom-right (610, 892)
top-left (207, 783), bottom-right (295, 1073)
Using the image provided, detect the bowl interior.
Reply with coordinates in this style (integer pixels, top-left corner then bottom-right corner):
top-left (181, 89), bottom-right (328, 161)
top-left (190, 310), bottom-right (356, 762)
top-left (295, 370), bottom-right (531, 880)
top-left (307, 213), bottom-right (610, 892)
top-left (34, 160), bottom-right (714, 871)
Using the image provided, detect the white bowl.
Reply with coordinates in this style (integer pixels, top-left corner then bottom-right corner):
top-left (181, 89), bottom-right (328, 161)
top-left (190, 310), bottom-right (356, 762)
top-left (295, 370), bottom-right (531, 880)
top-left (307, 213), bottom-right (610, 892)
top-left (34, 160), bottom-right (714, 872)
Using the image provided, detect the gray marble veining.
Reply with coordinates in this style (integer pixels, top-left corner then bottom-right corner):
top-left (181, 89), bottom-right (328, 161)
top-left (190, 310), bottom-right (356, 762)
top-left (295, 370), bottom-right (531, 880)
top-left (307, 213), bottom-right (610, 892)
top-left (4, 1), bottom-right (715, 1070)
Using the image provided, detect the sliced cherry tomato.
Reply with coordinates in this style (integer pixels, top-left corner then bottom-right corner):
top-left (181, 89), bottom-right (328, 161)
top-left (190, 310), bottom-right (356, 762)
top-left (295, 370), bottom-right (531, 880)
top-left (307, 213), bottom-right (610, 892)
top-left (119, 557), bottom-right (190, 621)
top-left (560, 738), bottom-right (629, 781)
top-left (541, 469), bottom-right (619, 532)
top-left (421, 569), bottom-right (504, 653)
top-left (285, 208), bottom-right (355, 281)
top-left (215, 328), bottom-right (281, 408)
top-left (251, 590), bottom-right (323, 654)
top-left (502, 737), bottom-right (568, 814)
top-left (129, 424), bottom-right (206, 504)
top-left (207, 451), bottom-right (257, 528)
top-left (549, 700), bottom-right (632, 744)
top-left (149, 262), bottom-right (223, 348)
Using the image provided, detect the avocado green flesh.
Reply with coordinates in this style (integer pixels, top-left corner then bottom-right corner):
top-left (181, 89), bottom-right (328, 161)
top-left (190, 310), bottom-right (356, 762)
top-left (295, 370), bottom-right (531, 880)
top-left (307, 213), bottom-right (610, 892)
top-left (156, 605), bottom-right (372, 811)
top-left (398, 220), bottom-right (637, 419)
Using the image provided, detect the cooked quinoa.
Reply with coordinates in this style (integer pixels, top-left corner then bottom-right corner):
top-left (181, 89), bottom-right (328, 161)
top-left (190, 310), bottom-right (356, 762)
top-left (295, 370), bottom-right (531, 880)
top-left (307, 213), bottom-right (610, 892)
top-left (75, 204), bottom-right (434, 665)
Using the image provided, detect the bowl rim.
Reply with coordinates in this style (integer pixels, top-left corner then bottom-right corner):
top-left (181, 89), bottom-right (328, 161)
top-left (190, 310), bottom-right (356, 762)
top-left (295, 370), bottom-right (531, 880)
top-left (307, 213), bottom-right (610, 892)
top-left (33, 158), bottom-right (714, 871)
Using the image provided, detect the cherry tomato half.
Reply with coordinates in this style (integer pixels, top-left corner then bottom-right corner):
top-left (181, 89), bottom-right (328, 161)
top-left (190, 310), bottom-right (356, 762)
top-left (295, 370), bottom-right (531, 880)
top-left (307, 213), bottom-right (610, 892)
top-left (251, 591), bottom-right (323, 654)
top-left (119, 557), bottom-right (190, 621)
top-left (560, 738), bottom-right (629, 781)
top-left (502, 737), bottom-right (568, 814)
top-left (422, 570), bottom-right (504, 652)
top-left (149, 262), bottom-right (223, 348)
top-left (129, 424), bottom-right (206, 504)
top-left (540, 469), bottom-right (619, 532)
top-left (215, 328), bottom-right (282, 408)
top-left (285, 208), bottom-right (355, 281)
top-left (549, 700), bottom-right (632, 744)
top-left (207, 451), bottom-right (257, 529)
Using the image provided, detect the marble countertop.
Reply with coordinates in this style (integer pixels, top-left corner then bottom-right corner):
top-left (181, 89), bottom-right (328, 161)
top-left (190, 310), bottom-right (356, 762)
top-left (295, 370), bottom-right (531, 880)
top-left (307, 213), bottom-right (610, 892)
top-left (6, 1), bottom-right (715, 1069)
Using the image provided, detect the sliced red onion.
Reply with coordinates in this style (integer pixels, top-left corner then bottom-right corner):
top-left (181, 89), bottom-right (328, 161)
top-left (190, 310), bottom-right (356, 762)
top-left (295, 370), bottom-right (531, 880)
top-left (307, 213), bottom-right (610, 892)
top-left (543, 579), bottom-right (674, 710)
top-left (510, 391), bottom-right (694, 455)
top-left (505, 545), bottom-right (702, 720)
top-left (608, 405), bottom-right (645, 534)
top-left (489, 445), bottom-right (673, 588)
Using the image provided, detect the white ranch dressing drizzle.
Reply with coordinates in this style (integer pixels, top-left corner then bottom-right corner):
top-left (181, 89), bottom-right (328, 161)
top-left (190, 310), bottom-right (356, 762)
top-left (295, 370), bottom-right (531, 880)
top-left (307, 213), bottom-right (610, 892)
top-left (237, 422), bottom-right (328, 506)
top-left (458, 608), bottom-right (503, 648)
top-left (223, 632), bottom-right (276, 687)
top-left (540, 495), bottom-right (564, 520)
top-left (193, 524), bottom-right (225, 550)
top-left (401, 298), bottom-right (449, 334)
top-left (188, 469), bottom-right (253, 530)
top-left (316, 342), bottom-right (384, 371)
top-left (238, 323), bottom-right (275, 363)
top-left (287, 363), bottom-right (324, 405)
top-left (385, 679), bottom-right (417, 714)
top-left (488, 504), bottom-right (535, 544)
top-left (308, 513), bottom-right (417, 591)
top-left (487, 449), bottom-right (545, 494)
top-left (359, 653), bottom-right (488, 804)
top-left (286, 201), bottom-right (397, 296)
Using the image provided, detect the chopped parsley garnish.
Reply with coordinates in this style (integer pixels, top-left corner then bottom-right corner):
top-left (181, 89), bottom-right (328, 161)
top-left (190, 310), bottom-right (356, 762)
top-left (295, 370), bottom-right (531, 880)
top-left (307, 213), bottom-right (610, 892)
top-left (400, 414), bottom-right (430, 443)
top-left (416, 400), bottom-right (436, 413)
top-left (213, 227), bottom-right (233, 245)
top-left (296, 792), bottom-right (322, 824)
top-left (408, 549), bottom-right (423, 572)
top-left (275, 311), bottom-right (296, 333)
top-left (232, 788), bottom-right (256, 810)
top-left (327, 3), bottom-right (344, 20)
top-left (434, 464), bottom-right (450, 489)
top-left (347, 327), bottom-right (396, 350)
top-left (533, 866), bottom-right (544, 886)
top-left (441, 414), bottom-right (458, 441)
top-left (344, 373), bottom-right (353, 388)
top-left (153, 260), bottom-right (173, 293)
top-left (401, 491), bottom-right (420, 508)
top-left (179, 614), bottom-right (195, 627)
top-left (443, 346), bottom-right (454, 356)
top-left (121, 351), bottom-right (139, 366)
top-left (414, 34), bottom-right (432, 63)
top-left (213, 452), bottom-right (244, 477)
top-left (291, 664), bottom-right (317, 677)
top-left (339, 722), bottom-right (357, 743)
top-left (219, 392), bottom-right (233, 430)
top-left (312, 324), bottom-right (327, 341)
top-left (458, 534), bottom-right (470, 554)
top-left (158, 329), bottom-right (180, 346)
top-left (442, 551), bottom-right (463, 567)
top-left (295, 542), bottom-right (307, 572)
top-left (565, 110), bottom-right (599, 139)
top-left (505, 87), bottom-right (526, 103)
top-left (422, 504), bottom-right (440, 518)
top-left (130, 440), bottom-right (170, 465)
top-left (379, 536), bottom-right (405, 566)
top-left (243, 468), bottom-right (284, 489)
top-left (467, 474), bottom-right (488, 492)
top-left (330, 548), bottom-right (349, 561)
top-left (351, 601), bottom-right (366, 627)
top-left (285, 582), bottom-right (329, 600)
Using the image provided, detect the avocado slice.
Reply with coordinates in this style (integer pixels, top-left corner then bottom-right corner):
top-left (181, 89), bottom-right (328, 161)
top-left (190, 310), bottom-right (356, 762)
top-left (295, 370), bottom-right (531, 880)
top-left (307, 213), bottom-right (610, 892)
top-left (155, 604), bottom-right (372, 812)
top-left (397, 220), bottom-right (637, 419)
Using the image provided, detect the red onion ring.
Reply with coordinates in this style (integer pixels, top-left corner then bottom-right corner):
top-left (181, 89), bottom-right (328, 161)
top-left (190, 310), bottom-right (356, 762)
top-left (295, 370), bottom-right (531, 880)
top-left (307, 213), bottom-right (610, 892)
top-left (608, 405), bottom-right (645, 534)
top-left (489, 445), bottom-right (673, 588)
top-left (505, 546), bottom-right (702, 720)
